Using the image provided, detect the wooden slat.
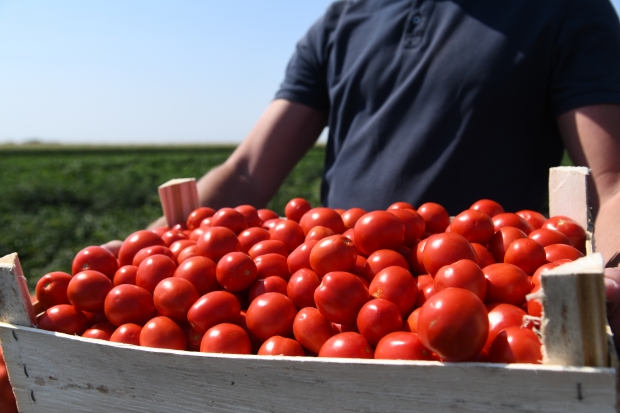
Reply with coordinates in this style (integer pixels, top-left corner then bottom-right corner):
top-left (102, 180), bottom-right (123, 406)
top-left (158, 178), bottom-right (199, 227)
top-left (548, 166), bottom-right (591, 232)
top-left (0, 253), bottom-right (36, 327)
top-left (0, 322), bottom-right (617, 413)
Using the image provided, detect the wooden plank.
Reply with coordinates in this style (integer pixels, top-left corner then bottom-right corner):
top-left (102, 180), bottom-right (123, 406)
top-left (0, 253), bottom-right (36, 328)
top-left (0, 322), bottom-right (616, 413)
top-left (548, 166), bottom-right (591, 232)
top-left (158, 178), bottom-right (199, 227)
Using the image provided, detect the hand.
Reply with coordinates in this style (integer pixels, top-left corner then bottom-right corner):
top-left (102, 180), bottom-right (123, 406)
top-left (100, 240), bottom-right (123, 258)
top-left (604, 266), bottom-right (620, 351)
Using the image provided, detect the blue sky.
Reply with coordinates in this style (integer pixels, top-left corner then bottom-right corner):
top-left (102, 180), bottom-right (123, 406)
top-left (1, 0), bottom-right (620, 145)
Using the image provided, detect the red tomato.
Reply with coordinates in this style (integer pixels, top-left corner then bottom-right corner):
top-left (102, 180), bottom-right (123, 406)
top-left (503, 238), bottom-right (547, 275)
top-left (531, 259), bottom-right (571, 286)
top-left (470, 199), bottom-right (505, 217)
top-left (485, 303), bottom-right (528, 351)
top-left (418, 288), bottom-right (489, 361)
top-left (196, 226), bottom-right (241, 262)
top-left (305, 226), bottom-right (335, 242)
top-left (293, 307), bottom-right (336, 354)
top-left (354, 211), bottom-right (405, 256)
top-left (492, 213), bottom-right (533, 235)
top-left (136, 254), bottom-right (177, 294)
top-left (387, 201), bottom-right (415, 210)
top-left (300, 207), bottom-right (346, 235)
top-left (82, 322), bottom-right (116, 341)
top-left (200, 323), bottom-right (251, 354)
top-left (211, 207), bottom-right (248, 235)
top-left (375, 332), bottom-right (436, 361)
top-left (184, 325), bottom-right (204, 351)
top-left (216, 252), bottom-right (258, 292)
top-left (318, 332), bottom-right (374, 359)
top-left (408, 239), bottom-right (428, 275)
top-left (527, 284), bottom-right (543, 317)
top-left (287, 268), bottom-right (321, 309)
top-left (83, 310), bottom-right (107, 327)
top-left (417, 202), bottom-right (450, 234)
top-left (366, 249), bottom-right (409, 280)
top-left (254, 253), bottom-right (291, 281)
top-left (169, 240), bottom-right (196, 259)
top-left (186, 207), bottom-right (216, 230)
top-left (341, 207), bottom-right (367, 230)
top-left (153, 277), bottom-right (200, 321)
top-left (287, 240), bottom-right (318, 274)
top-left (262, 218), bottom-right (282, 232)
top-left (235, 205), bottom-right (261, 228)
top-left (516, 210), bottom-right (547, 230)
top-left (140, 316), bottom-right (186, 350)
top-left (488, 326), bottom-right (542, 364)
top-left (285, 198), bottom-right (312, 223)
top-left (104, 284), bottom-right (157, 327)
top-left (248, 276), bottom-right (288, 303)
top-left (543, 215), bottom-right (586, 252)
top-left (258, 336), bottom-right (305, 356)
top-left (528, 228), bottom-right (572, 248)
top-left (388, 208), bottom-right (425, 248)
top-left (433, 259), bottom-right (486, 301)
top-left (72, 246), bottom-right (119, 280)
top-left (483, 263), bottom-right (531, 306)
top-left (238, 227), bottom-right (271, 254)
top-left (472, 243), bottom-right (495, 268)
top-left (246, 292), bottom-right (298, 342)
top-left (487, 226), bottom-right (528, 263)
top-left (0, 348), bottom-right (18, 413)
top-left (173, 256), bottom-right (219, 296)
top-left (151, 226), bottom-right (170, 237)
top-left (178, 244), bottom-right (200, 264)
top-left (351, 255), bottom-right (375, 283)
top-left (35, 271), bottom-right (72, 310)
top-left (113, 265), bottom-right (138, 286)
top-left (109, 323), bottom-right (142, 345)
top-left (132, 245), bottom-right (175, 267)
top-left (270, 220), bottom-right (305, 254)
top-left (248, 239), bottom-right (288, 259)
top-left (357, 298), bottom-right (403, 346)
top-left (406, 308), bottom-right (422, 333)
top-left (161, 230), bottom-right (189, 247)
top-left (450, 210), bottom-right (494, 245)
top-left (257, 208), bottom-right (279, 223)
top-left (416, 274), bottom-right (435, 307)
top-left (309, 235), bottom-right (357, 277)
top-left (544, 244), bottom-right (584, 262)
top-left (38, 304), bottom-right (88, 335)
top-left (118, 230), bottom-right (165, 267)
top-left (314, 271), bottom-right (370, 324)
top-left (422, 233), bottom-right (477, 277)
top-left (67, 270), bottom-right (114, 313)
top-left (187, 291), bottom-right (241, 334)
top-left (189, 228), bottom-right (206, 241)
top-left (368, 266), bottom-right (417, 317)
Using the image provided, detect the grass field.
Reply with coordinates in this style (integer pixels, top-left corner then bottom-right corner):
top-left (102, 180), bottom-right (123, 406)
top-left (0, 144), bottom-right (325, 289)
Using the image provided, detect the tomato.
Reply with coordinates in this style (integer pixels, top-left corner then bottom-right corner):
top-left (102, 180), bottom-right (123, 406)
top-left (254, 253), bottom-right (291, 281)
top-left (248, 239), bottom-right (288, 259)
top-left (543, 215), bottom-right (586, 252)
top-left (341, 207), bottom-right (367, 230)
top-left (531, 259), bottom-right (571, 286)
top-left (287, 240), bottom-right (318, 274)
top-left (35, 271), bottom-right (72, 310)
top-left (83, 310), bottom-right (107, 327)
top-left (484, 303), bottom-right (528, 351)
top-left (528, 228), bottom-right (572, 248)
top-left (406, 307), bottom-right (422, 333)
top-left (387, 201), bottom-right (415, 211)
top-left (483, 263), bottom-right (531, 306)
top-left (368, 266), bottom-right (417, 317)
top-left (216, 252), bottom-right (258, 292)
top-left (449, 210), bottom-right (494, 245)
top-left (471, 243), bottom-right (495, 268)
top-left (544, 243), bottom-right (584, 262)
top-left (417, 202), bottom-right (450, 234)
top-left (433, 259), bottom-right (486, 301)
top-left (136, 254), bottom-right (177, 294)
top-left (293, 307), bottom-right (336, 354)
top-left (470, 199), bottom-right (504, 217)
top-left (248, 276), bottom-right (288, 302)
top-left (262, 218), bottom-right (282, 232)
top-left (357, 298), bottom-right (402, 346)
top-left (184, 325), bottom-right (204, 351)
top-left (189, 228), bottom-right (206, 242)
top-left (118, 230), bottom-right (165, 267)
top-left (187, 290), bottom-right (241, 334)
top-left (104, 284), bottom-right (156, 327)
top-left (487, 226), bottom-right (528, 263)
top-left (388, 208), bottom-right (425, 248)
top-left (38, 304), bottom-right (87, 335)
top-left (200, 323), bottom-right (251, 354)
top-left (161, 230), bottom-right (188, 247)
top-left (492, 213), bottom-right (533, 235)
top-left (516, 210), bottom-right (547, 230)
top-left (0, 348), bottom-right (18, 413)
top-left (196, 226), bottom-right (241, 262)
top-left (314, 271), bottom-right (370, 324)
top-left (503, 238), bottom-right (547, 275)
top-left (238, 227), bottom-right (271, 254)
top-left (113, 265), bottom-right (138, 286)
top-left (235, 205), bottom-right (261, 228)
top-left (318, 332), bottom-right (374, 359)
top-left (284, 198), bottom-right (312, 223)
top-left (270, 219), bottom-right (305, 254)
top-left (67, 270), bottom-right (114, 313)
top-left (140, 316), bottom-right (186, 350)
top-left (211, 207), bottom-right (248, 235)
top-left (418, 288), bottom-right (489, 361)
top-left (422, 233), bottom-right (477, 277)
top-left (416, 274), bottom-right (435, 307)
top-left (527, 284), bottom-right (542, 317)
top-left (309, 235), bottom-right (357, 277)
top-left (173, 256), bottom-right (219, 295)
top-left (132, 245), bottom-right (175, 267)
top-left (72, 246), bottom-right (119, 280)
top-left (257, 208), bottom-right (279, 223)
top-left (351, 255), bottom-right (375, 283)
top-left (488, 326), bottom-right (542, 364)
top-left (258, 336), bottom-right (305, 356)
top-left (408, 239), bottom-right (428, 275)
top-left (300, 207), bottom-right (346, 235)
top-left (287, 269), bottom-right (321, 309)
top-left (186, 207), bottom-right (216, 230)
top-left (82, 322), bottom-right (116, 341)
top-left (305, 226), bottom-right (335, 242)
top-left (246, 292), bottom-right (297, 342)
top-left (366, 249), bottom-right (409, 280)
top-left (153, 277), bottom-right (200, 321)
top-left (375, 332), bottom-right (436, 361)
top-left (109, 323), bottom-right (142, 345)
top-left (354, 211), bottom-right (405, 255)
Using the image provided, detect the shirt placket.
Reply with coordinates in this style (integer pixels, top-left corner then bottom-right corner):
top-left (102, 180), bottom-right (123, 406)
top-left (403, 0), bottom-right (435, 48)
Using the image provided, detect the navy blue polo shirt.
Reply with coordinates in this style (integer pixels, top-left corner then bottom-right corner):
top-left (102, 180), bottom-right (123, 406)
top-left (275, 0), bottom-right (620, 214)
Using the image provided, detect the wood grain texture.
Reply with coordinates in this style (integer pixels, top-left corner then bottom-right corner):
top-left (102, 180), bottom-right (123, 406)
top-left (0, 253), bottom-right (37, 327)
top-left (548, 166), bottom-right (591, 232)
top-left (0, 322), bottom-right (617, 413)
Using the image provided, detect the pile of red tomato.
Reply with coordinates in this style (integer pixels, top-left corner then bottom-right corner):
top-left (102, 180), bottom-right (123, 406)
top-left (31, 198), bottom-right (587, 364)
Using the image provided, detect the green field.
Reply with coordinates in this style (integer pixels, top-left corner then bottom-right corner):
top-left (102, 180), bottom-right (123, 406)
top-left (0, 144), bottom-right (325, 289)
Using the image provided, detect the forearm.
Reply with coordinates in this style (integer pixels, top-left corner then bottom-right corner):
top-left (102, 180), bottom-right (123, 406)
top-left (594, 190), bottom-right (620, 266)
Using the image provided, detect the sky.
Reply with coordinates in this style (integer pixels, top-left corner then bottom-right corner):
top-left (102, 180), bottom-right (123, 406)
top-left (1, 0), bottom-right (620, 145)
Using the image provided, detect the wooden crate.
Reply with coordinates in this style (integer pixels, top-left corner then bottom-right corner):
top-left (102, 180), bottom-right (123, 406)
top-left (0, 167), bottom-right (617, 413)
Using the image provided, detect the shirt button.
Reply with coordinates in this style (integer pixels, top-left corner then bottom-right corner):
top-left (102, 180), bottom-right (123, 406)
top-left (412, 14), bottom-right (422, 25)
